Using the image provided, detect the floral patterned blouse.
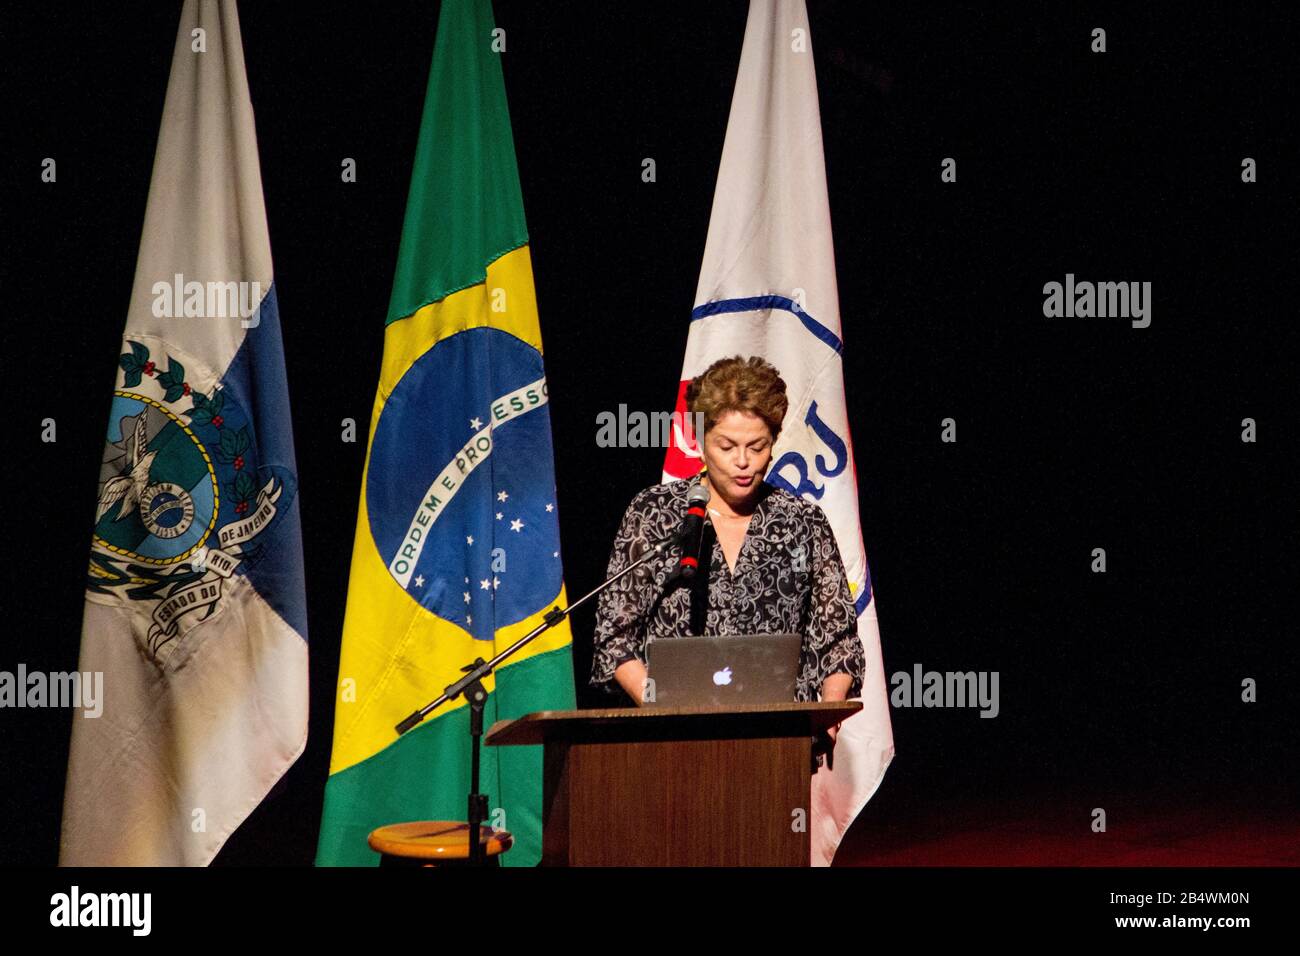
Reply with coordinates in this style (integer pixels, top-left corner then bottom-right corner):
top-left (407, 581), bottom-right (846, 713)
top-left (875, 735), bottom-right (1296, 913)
top-left (589, 476), bottom-right (865, 702)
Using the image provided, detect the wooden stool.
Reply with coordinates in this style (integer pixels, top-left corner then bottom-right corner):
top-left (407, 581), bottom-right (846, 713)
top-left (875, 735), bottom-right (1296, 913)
top-left (367, 821), bottom-right (513, 867)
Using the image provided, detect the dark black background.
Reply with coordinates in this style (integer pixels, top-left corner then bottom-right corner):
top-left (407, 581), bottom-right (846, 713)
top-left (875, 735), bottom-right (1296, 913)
top-left (2, 1), bottom-right (1295, 866)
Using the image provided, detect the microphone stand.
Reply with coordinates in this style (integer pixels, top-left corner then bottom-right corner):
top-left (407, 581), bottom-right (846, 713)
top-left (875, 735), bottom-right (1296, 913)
top-left (393, 527), bottom-right (687, 866)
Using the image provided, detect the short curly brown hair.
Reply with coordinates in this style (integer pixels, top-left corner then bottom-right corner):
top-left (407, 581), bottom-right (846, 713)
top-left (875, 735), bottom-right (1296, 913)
top-left (685, 355), bottom-right (789, 440)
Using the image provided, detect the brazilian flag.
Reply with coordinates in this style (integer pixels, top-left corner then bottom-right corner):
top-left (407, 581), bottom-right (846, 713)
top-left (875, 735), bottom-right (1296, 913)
top-left (316, 0), bottom-right (575, 867)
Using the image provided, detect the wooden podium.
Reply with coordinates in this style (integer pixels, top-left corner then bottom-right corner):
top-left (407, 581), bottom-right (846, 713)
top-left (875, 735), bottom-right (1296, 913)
top-left (485, 700), bottom-right (860, 866)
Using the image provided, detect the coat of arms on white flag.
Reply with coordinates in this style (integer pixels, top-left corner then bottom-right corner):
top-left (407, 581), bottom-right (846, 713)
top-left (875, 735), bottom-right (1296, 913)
top-left (61, 0), bottom-right (308, 866)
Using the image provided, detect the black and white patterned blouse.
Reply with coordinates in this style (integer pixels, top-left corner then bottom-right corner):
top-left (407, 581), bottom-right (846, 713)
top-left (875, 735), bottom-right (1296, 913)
top-left (589, 476), bottom-right (865, 702)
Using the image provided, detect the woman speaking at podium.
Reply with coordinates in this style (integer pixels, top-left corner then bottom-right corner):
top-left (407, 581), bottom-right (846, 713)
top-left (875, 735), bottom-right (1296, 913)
top-left (589, 355), bottom-right (864, 735)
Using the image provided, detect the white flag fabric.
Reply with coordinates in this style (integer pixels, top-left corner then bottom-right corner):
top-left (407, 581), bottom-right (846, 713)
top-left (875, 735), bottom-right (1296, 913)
top-left (60, 0), bottom-right (308, 865)
top-left (661, 0), bottom-right (895, 866)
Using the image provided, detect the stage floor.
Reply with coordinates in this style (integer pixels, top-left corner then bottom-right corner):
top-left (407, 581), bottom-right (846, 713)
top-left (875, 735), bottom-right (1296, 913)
top-left (835, 788), bottom-right (1299, 867)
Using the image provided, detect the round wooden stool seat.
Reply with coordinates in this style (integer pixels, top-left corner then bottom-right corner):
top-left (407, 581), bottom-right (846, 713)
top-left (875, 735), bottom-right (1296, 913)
top-left (367, 821), bottom-right (513, 866)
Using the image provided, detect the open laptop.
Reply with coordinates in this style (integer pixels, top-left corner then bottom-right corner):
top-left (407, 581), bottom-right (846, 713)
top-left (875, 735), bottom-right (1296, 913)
top-left (643, 633), bottom-right (802, 706)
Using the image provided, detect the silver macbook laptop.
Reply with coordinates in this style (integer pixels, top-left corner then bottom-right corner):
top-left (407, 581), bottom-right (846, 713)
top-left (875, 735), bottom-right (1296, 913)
top-left (643, 633), bottom-right (802, 706)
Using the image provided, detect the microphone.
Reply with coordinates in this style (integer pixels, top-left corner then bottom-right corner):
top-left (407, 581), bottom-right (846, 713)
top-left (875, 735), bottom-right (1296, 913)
top-left (669, 481), bottom-right (711, 582)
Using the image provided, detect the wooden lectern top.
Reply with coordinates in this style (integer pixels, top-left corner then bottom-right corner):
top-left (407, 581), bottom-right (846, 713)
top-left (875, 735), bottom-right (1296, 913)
top-left (485, 700), bottom-right (860, 747)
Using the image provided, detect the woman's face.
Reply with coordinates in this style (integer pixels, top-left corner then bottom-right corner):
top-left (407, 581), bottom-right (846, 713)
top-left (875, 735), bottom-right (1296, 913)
top-left (701, 410), bottom-right (774, 508)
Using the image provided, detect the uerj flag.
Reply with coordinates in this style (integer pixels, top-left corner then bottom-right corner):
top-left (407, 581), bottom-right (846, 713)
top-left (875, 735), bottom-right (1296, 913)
top-left (60, 0), bottom-right (308, 866)
top-left (661, 0), bottom-right (895, 866)
top-left (315, 0), bottom-right (575, 867)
